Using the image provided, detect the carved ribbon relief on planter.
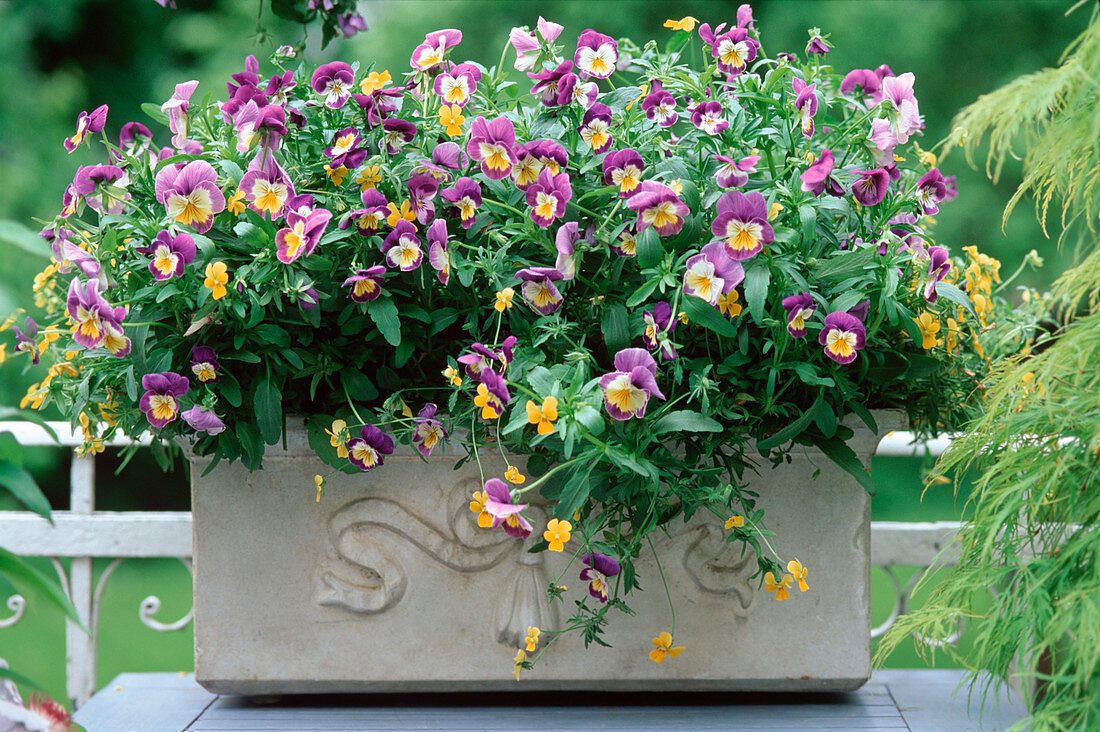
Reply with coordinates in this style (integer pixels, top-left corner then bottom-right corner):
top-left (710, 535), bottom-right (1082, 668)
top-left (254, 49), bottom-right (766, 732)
top-left (313, 476), bottom-right (558, 648)
top-left (675, 522), bottom-right (756, 616)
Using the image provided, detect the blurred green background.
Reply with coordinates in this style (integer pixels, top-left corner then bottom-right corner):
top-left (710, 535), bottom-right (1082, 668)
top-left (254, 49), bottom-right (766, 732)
top-left (0, 0), bottom-right (1082, 708)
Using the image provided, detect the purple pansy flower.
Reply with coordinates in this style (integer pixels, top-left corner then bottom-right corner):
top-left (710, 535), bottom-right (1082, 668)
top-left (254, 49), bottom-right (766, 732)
top-left (311, 61), bottom-right (355, 109)
top-left (819, 312), bottom-right (866, 365)
top-left (11, 317), bottom-right (39, 365)
top-left (599, 348), bottom-right (666, 420)
top-left (467, 116), bottom-right (517, 180)
top-left (337, 12), bottom-right (368, 38)
top-left (574, 29), bottom-right (617, 79)
top-left (427, 218), bottom-right (451, 285)
top-left (407, 173), bottom-right (439, 224)
top-left (512, 142), bottom-right (545, 190)
top-left (881, 72), bottom-right (922, 144)
top-left (509, 16), bottom-right (563, 71)
top-left (67, 278), bottom-right (129, 355)
top-left (712, 191), bottom-right (773, 261)
top-left (154, 160), bottom-right (226, 233)
top-left (343, 265), bottom-right (387, 303)
top-left (239, 151), bottom-right (295, 219)
top-left (229, 101), bottom-right (288, 154)
top-left (602, 149), bottom-right (645, 198)
top-left (924, 246), bottom-right (951, 303)
top-left (276, 206), bottom-right (331, 264)
top-left (916, 168), bottom-right (948, 215)
top-left (382, 219), bottom-right (423, 271)
top-left (554, 222), bottom-right (583, 281)
top-left (528, 60), bottom-right (574, 107)
top-left (532, 139), bottom-right (568, 175)
top-left (525, 169), bottom-right (572, 228)
top-left (851, 168), bottom-right (890, 207)
top-left (264, 70), bottom-right (297, 106)
top-left (411, 403), bottom-right (448, 457)
top-left (53, 233), bottom-right (100, 278)
top-left (380, 118), bottom-right (417, 156)
top-left (139, 372), bottom-right (189, 429)
top-left (691, 100), bottom-right (729, 136)
top-left (182, 406), bottom-right (226, 436)
top-left (627, 181), bottom-right (689, 237)
top-left (800, 149), bottom-right (844, 197)
top-left (431, 141), bottom-right (467, 172)
top-left (347, 424), bottom-right (395, 471)
top-left (712, 154), bottom-right (759, 189)
top-left (642, 302), bottom-right (678, 362)
top-left (793, 77), bottom-right (818, 138)
top-left (781, 292), bottom-right (816, 338)
top-left (482, 478), bottom-right (532, 540)
top-left (118, 122), bottom-right (154, 158)
top-left (343, 189), bottom-right (389, 234)
top-left (712, 28), bottom-right (758, 77)
top-left (72, 165), bottom-right (130, 215)
top-left (324, 127), bottom-right (368, 169)
top-left (433, 62), bottom-right (481, 107)
top-left (641, 80), bottom-right (678, 127)
top-left (476, 367), bottom-right (512, 419)
top-left (580, 552), bottom-right (621, 603)
top-left (440, 177), bottom-right (482, 229)
top-left (410, 28), bottom-right (463, 71)
top-left (190, 346), bottom-right (220, 383)
top-left (683, 241), bottom-right (745, 305)
top-left (161, 81), bottom-right (199, 147)
top-left (64, 104), bottom-right (108, 153)
top-left (578, 103), bottom-right (613, 154)
top-left (515, 266), bottom-right (565, 315)
top-left (146, 229), bottom-right (196, 280)
top-left (840, 68), bottom-right (884, 106)
top-left (806, 29), bottom-right (830, 55)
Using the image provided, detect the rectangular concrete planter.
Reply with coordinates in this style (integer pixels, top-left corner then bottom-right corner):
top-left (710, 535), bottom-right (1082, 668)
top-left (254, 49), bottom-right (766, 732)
top-left (187, 412), bottom-right (902, 695)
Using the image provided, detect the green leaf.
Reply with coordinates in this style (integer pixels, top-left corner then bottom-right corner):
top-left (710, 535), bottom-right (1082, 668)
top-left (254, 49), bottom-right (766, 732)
top-left (0, 665), bottom-right (43, 691)
top-left (0, 547), bottom-right (84, 628)
top-left (366, 298), bottom-right (401, 347)
top-left (604, 86), bottom-right (645, 113)
top-left (140, 101), bottom-right (169, 126)
top-left (635, 226), bottom-right (664, 268)
top-left (219, 371), bottom-right (243, 407)
top-left (0, 220), bottom-right (52, 259)
top-left (652, 410), bottom-right (723, 435)
top-left (341, 370), bottom-right (378, 402)
top-left (901, 309), bottom-right (926, 348)
top-left (601, 303), bottom-right (630, 354)
top-left (554, 464), bottom-right (594, 520)
top-left (0, 461), bottom-right (52, 522)
top-left (791, 363), bottom-right (834, 388)
top-left (254, 375), bottom-right (282, 445)
top-left (743, 263), bottom-right (771, 323)
top-left (682, 294), bottom-right (737, 337)
top-left (815, 400), bottom-right (837, 438)
top-left (815, 248), bottom-right (875, 281)
top-left (814, 436), bottom-right (876, 495)
top-left (830, 290), bottom-right (866, 314)
top-left (934, 282), bottom-right (977, 319)
top-left (757, 392), bottom-right (823, 451)
top-left (626, 278), bottom-right (661, 308)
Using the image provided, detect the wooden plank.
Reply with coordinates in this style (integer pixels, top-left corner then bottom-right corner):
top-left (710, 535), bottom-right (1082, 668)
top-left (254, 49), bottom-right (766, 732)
top-left (72, 673), bottom-right (216, 732)
top-left (878, 669), bottom-right (1027, 731)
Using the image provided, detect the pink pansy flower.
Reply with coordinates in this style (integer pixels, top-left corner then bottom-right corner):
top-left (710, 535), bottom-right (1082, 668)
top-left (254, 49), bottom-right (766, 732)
top-left (793, 77), bottom-right (818, 138)
top-left (323, 127), bottom-right (368, 169)
top-left (466, 115), bottom-right (517, 180)
top-left (690, 101), bottom-right (729, 136)
top-left (712, 191), bottom-right (773, 261)
top-left (781, 292), bottom-right (815, 338)
top-left (642, 80), bottom-right (678, 127)
top-left (525, 169), bottom-right (572, 228)
top-left (347, 424), bottom-right (395, 471)
top-left (182, 406), bottom-right (226, 436)
top-left (602, 149), bottom-right (645, 198)
top-left (532, 139), bottom-right (568, 174)
top-left (275, 206), bottom-right (332, 264)
top-left (611, 227), bottom-right (637, 257)
top-left (145, 229), bottom-right (196, 280)
top-left (431, 141), bottom-right (467, 171)
top-left (924, 246), bottom-right (951, 303)
top-left (483, 478), bottom-right (532, 540)
top-left (343, 265), bottom-right (387, 303)
top-left (819, 311), bottom-right (866, 364)
top-left (512, 142), bottom-right (545, 190)
top-left (580, 552), bottom-right (621, 603)
top-left (712, 28), bottom-right (758, 77)
top-left (11, 317), bottom-right (39, 365)
top-left (868, 117), bottom-right (900, 164)
top-left (683, 241), bottom-right (745, 306)
top-left (381, 118), bottom-right (418, 156)
top-left (427, 218), bottom-right (451, 285)
top-left (628, 181), bottom-right (689, 237)
top-left (509, 16), bottom-right (564, 71)
top-left (238, 151), bottom-right (295, 219)
top-left (554, 222), bottom-right (586, 281)
top-left (516, 266), bottom-right (565, 315)
top-left (230, 100), bottom-right (287, 154)
top-left (800, 149), bottom-right (844, 197)
top-left (916, 168), bottom-right (948, 215)
top-left (72, 165), bottom-right (130, 215)
top-left (528, 60), bottom-right (574, 107)
top-left (840, 68), bottom-right (884, 106)
top-left (342, 189), bottom-right (390, 235)
top-left (599, 348), bottom-right (666, 420)
top-left (411, 403), bottom-right (448, 457)
top-left (64, 104), bottom-right (108, 153)
top-left (382, 219), bottom-right (423, 271)
top-left (154, 160), bottom-right (226, 233)
top-left (712, 154), bottom-right (759, 188)
top-left (642, 301), bottom-right (678, 362)
top-left (139, 372), bottom-right (189, 429)
top-left (407, 173), bottom-right (439, 224)
top-left (851, 168), bottom-right (890, 207)
top-left (881, 72), bottom-right (922, 143)
top-left (161, 80), bottom-right (199, 147)
top-left (311, 61), bottom-right (355, 109)
top-left (578, 103), bottom-right (613, 154)
top-left (433, 62), bottom-right (481, 107)
top-left (117, 122), bottom-right (154, 160)
top-left (574, 29), bottom-right (617, 79)
top-left (66, 278), bottom-right (129, 356)
top-left (410, 28), bottom-right (463, 71)
top-left (440, 177), bottom-right (482, 229)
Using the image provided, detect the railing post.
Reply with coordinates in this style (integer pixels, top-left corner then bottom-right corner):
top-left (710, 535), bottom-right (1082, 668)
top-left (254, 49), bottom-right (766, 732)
top-left (66, 453), bottom-right (96, 709)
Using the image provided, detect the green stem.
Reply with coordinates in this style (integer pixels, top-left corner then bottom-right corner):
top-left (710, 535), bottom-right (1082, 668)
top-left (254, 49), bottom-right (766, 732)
top-left (647, 535), bottom-right (675, 635)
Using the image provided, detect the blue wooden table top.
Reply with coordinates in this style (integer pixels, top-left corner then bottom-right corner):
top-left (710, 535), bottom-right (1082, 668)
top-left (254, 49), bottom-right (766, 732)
top-left (73, 669), bottom-right (1027, 731)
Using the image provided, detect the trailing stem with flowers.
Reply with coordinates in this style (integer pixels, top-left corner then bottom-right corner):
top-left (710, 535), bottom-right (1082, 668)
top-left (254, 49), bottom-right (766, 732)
top-left (8, 5), bottom-right (1018, 673)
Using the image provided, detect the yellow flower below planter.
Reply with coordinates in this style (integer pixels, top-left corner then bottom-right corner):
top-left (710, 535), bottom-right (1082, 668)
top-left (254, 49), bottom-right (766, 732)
top-left (649, 631), bottom-right (684, 663)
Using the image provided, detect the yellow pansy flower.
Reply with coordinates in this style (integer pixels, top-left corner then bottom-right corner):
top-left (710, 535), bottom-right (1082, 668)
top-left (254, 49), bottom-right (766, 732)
top-left (524, 626), bottom-right (540, 652)
top-left (324, 163), bottom-right (349, 186)
top-left (359, 70), bottom-right (392, 95)
top-left (324, 419), bottom-right (350, 458)
top-left (525, 396), bottom-right (558, 435)
top-left (442, 365), bottom-right (462, 387)
top-left (356, 165), bottom-right (382, 191)
top-left (439, 104), bottom-right (465, 137)
top-left (764, 571), bottom-right (793, 601)
top-left (314, 475), bottom-right (325, 503)
top-left (787, 559), bottom-right (808, 592)
top-left (226, 188), bottom-right (246, 216)
top-left (495, 287), bottom-right (515, 312)
top-left (204, 261), bottom-right (229, 300)
top-left (914, 311), bottom-right (940, 350)
top-left (724, 515), bottom-right (745, 530)
top-left (386, 200), bottom-right (417, 228)
top-left (649, 631), bottom-right (685, 663)
top-left (543, 518), bottom-right (572, 552)
top-left (469, 490), bottom-right (494, 528)
top-left (504, 465), bottom-right (525, 484)
top-left (663, 16), bottom-right (698, 32)
top-left (717, 290), bottom-right (742, 318)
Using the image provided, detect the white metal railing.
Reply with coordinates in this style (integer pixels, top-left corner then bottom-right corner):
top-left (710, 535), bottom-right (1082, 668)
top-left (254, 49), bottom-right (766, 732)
top-left (0, 421), bottom-right (960, 708)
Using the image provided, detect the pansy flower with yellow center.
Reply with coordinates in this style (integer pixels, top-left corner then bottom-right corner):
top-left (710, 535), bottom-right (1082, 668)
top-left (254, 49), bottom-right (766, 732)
top-left (819, 311), bottom-right (865, 364)
top-left (66, 278), bottom-right (127, 353)
top-left (482, 478), bottom-right (532, 539)
top-left (641, 302), bottom-right (678, 361)
top-left (238, 153), bottom-right (295, 219)
top-left (347, 424), bottom-right (395, 472)
top-left (469, 490), bottom-right (494, 528)
top-left (411, 403), bottom-right (448, 457)
top-left (138, 371), bottom-right (189, 429)
top-left (275, 205), bottom-right (332, 265)
top-left (359, 70), bottom-right (392, 95)
top-left (64, 104), bottom-right (108, 153)
top-left (381, 219), bottom-right (423, 271)
top-left (683, 242), bottom-right (745, 306)
top-left (190, 346), bottom-right (219, 383)
top-left (629, 181), bottom-right (689, 238)
top-left (711, 28), bottom-right (758, 76)
top-left (600, 348), bottom-right (666, 420)
top-left (612, 228), bottom-right (637, 257)
top-left (574, 29), bottom-right (617, 79)
top-left (439, 105), bottom-right (465, 138)
top-left (145, 230), bottom-right (196, 280)
top-left (712, 191), bottom-right (773, 260)
top-left (204, 261), bottom-right (229, 300)
top-left (525, 169), bottom-right (572, 228)
top-left (466, 115), bottom-right (517, 180)
top-left (713, 153), bottom-right (759, 188)
top-left (310, 61), bottom-right (354, 109)
top-left (516, 267), bottom-right (565, 315)
top-left (154, 160), bottom-right (225, 233)
top-left (443, 365), bottom-right (462, 387)
top-left (342, 266), bottom-right (386, 303)
top-left (915, 311), bottom-right (941, 350)
top-left (473, 369), bottom-right (510, 420)
top-left (524, 626), bottom-right (540, 653)
top-left (526, 397), bottom-right (558, 435)
top-left (441, 177), bottom-right (482, 229)
top-left (433, 63), bottom-right (480, 106)
top-left (764, 571), bottom-right (793, 601)
top-left (504, 465), bottom-right (525, 484)
top-left (578, 104), bottom-right (613, 154)
top-left (787, 559), bottom-right (809, 592)
top-left (664, 16), bottom-right (699, 32)
top-left (649, 632), bottom-right (685, 664)
top-left (580, 552), bottom-right (620, 603)
top-left (410, 28), bottom-right (462, 71)
top-left (543, 518), bottom-right (572, 552)
top-left (924, 246), bottom-right (951, 303)
top-left (781, 292), bottom-right (815, 337)
top-left (602, 149), bottom-right (645, 198)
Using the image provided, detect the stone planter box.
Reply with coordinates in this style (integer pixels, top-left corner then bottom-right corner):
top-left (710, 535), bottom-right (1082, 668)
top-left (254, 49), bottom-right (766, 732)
top-left (186, 413), bottom-right (902, 695)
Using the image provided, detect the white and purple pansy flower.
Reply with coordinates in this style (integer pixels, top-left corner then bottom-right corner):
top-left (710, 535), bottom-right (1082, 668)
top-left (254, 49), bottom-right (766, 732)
top-left (528, 60), bottom-right (574, 107)
top-left (11, 317), bottom-right (39, 365)
top-left (64, 104), bottom-right (108, 153)
top-left (509, 16), bottom-right (564, 71)
top-left (276, 206), bottom-right (332, 264)
top-left (602, 149), bottom-right (645, 198)
top-left (793, 77), bottom-right (818, 138)
top-left (916, 168), bottom-right (948, 215)
top-left (712, 154), bottom-right (759, 189)
top-left (516, 266), bottom-right (565, 315)
top-left (466, 115), bottom-right (518, 180)
top-left (642, 301), bottom-right (678, 362)
top-left (578, 103), bottom-right (613, 154)
top-left (154, 160), bottom-right (226, 233)
top-left (512, 142), bottom-right (544, 190)
top-left (554, 221), bottom-right (584, 281)
top-left (440, 177), bottom-right (482, 229)
top-left (924, 246), bottom-right (951, 303)
top-left (712, 28), bottom-right (758, 77)
top-left (410, 28), bottom-right (463, 71)
top-left (819, 311), bottom-right (866, 365)
top-left (407, 173), bottom-right (439, 224)
top-left (310, 61), bottom-right (355, 109)
top-left (431, 140), bottom-right (467, 172)
top-left (433, 62), bottom-right (481, 107)
top-left (54, 234), bottom-right (100, 278)
top-left (343, 189), bottom-right (389, 234)
top-left (781, 292), bottom-right (815, 338)
top-left (117, 122), bottom-right (154, 159)
top-left (525, 169), bottom-right (572, 228)
top-left (411, 403), bottom-right (448, 457)
top-left (850, 167), bottom-right (890, 207)
top-left (881, 71), bottom-right (922, 144)
top-left (683, 241), bottom-right (746, 306)
top-left (482, 478), bottom-right (532, 540)
top-left (580, 552), bottom-right (621, 603)
top-left (190, 346), bottom-right (219, 383)
top-left (382, 219), bottom-right (423, 271)
top-left (139, 371), bottom-right (189, 429)
top-left (799, 149), bottom-right (844, 197)
top-left (73, 165), bottom-right (130, 215)
top-left (347, 424), bottom-right (395, 471)
top-left (574, 29), bottom-right (617, 79)
top-left (343, 265), bottom-right (387, 303)
top-left (712, 190), bottom-right (773, 261)
top-left (641, 80), bottom-right (678, 127)
top-left (162, 81), bottom-right (200, 148)
top-left (628, 181), bottom-right (689, 238)
top-left (146, 229), bottom-right (196, 280)
top-left (381, 118), bottom-right (418, 155)
top-left (324, 127), bottom-right (368, 169)
top-left (691, 100), bottom-right (729, 136)
top-left (532, 139), bottom-right (568, 175)
top-left (599, 347), bottom-right (666, 421)
top-left (238, 151), bottom-right (295, 219)
top-left (264, 70), bottom-right (296, 106)
top-left (66, 278), bottom-right (129, 355)
top-left (182, 406), bottom-right (226, 436)
top-left (427, 218), bottom-right (451, 285)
